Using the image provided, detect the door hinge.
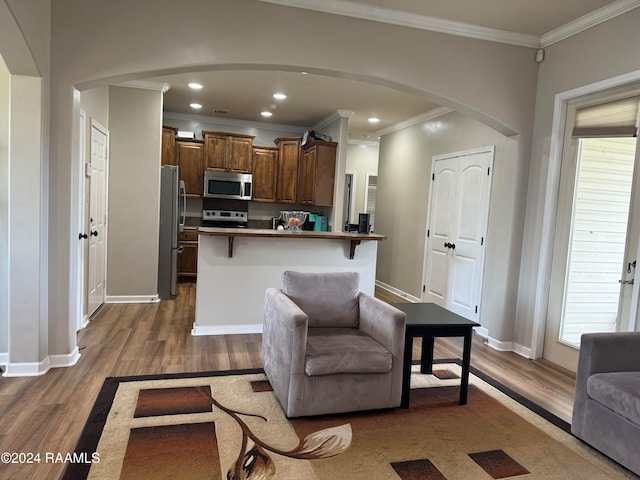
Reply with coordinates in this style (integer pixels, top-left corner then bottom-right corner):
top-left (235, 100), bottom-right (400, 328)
top-left (475, 305), bottom-right (478, 313)
top-left (432, 173), bottom-right (435, 181)
top-left (487, 167), bottom-right (491, 175)
top-left (423, 285), bottom-right (426, 293)
top-left (427, 229), bottom-right (430, 237)
top-left (481, 236), bottom-right (484, 246)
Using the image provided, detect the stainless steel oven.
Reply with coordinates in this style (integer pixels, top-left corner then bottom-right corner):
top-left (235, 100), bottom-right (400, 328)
top-left (203, 171), bottom-right (252, 200)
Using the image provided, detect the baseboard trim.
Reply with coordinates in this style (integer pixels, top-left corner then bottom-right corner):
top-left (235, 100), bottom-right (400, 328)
top-left (191, 323), bottom-right (263, 336)
top-left (512, 342), bottom-right (533, 359)
top-left (105, 294), bottom-right (160, 304)
top-left (375, 280), bottom-right (422, 303)
top-left (2, 347), bottom-right (81, 377)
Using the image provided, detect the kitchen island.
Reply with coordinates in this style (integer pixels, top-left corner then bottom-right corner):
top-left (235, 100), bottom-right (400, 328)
top-left (192, 227), bottom-right (386, 335)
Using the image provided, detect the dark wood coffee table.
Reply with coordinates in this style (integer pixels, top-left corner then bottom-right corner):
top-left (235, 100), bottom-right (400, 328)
top-left (392, 302), bottom-right (480, 408)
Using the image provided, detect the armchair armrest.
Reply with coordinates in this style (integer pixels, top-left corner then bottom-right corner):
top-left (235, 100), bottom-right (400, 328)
top-left (573, 332), bottom-right (640, 434)
top-left (262, 288), bottom-right (309, 412)
top-left (358, 293), bottom-right (406, 359)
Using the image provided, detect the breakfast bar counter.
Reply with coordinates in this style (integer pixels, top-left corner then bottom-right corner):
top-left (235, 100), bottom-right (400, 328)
top-left (193, 227), bottom-right (386, 335)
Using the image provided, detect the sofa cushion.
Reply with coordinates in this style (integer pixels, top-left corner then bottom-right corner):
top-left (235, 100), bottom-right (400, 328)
top-left (587, 372), bottom-right (640, 426)
top-left (282, 271), bottom-right (359, 328)
top-left (304, 328), bottom-right (392, 376)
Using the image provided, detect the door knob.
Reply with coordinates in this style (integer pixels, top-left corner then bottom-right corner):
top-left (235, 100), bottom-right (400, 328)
top-left (619, 279), bottom-right (634, 285)
top-left (450, 243), bottom-right (456, 250)
top-left (79, 233), bottom-right (88, 240)
top-left (90, 230), bottom-right (98, 237)
top-left (444, 242), bottom-right (451, 249)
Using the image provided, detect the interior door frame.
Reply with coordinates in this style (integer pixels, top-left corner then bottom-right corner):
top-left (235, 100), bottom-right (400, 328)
top-left (530, 71), bottom-right (640, 359)
top-left (87, 118), bottom-right (109, 317)
top-left (76, 109), bottom-right (87, 331)
top-left (421, 145), bottom-right (494, 323)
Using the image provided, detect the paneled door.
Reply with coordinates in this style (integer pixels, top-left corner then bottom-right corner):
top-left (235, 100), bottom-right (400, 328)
top-left (423, 147), bottom-right (494, 321)
top-left (87, 120), bottom-right (109, 317)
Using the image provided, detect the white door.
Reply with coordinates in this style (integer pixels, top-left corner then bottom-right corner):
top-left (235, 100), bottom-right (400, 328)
top-left (423, 148), bottom-right (493, 321)
top-left (87, 120), bottom-right (108, 317)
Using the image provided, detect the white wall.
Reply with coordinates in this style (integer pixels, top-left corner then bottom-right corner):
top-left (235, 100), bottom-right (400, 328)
top-left (107, 86), bottom-right (162, 298)
top-left (345, 142), bottom-right (379, 224)
top-left (376, 111), bottom-right (523, 344)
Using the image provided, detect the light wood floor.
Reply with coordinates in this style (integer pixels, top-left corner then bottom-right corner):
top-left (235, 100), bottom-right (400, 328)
top-left (0, 282), bottom-right (576, 480)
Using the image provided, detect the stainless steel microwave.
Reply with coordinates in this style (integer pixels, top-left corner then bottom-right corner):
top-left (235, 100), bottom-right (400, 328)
top-left (203, 171), bottom-right (252, 200)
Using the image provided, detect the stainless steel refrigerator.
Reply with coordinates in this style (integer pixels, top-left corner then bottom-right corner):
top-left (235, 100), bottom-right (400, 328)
top-left (158, 165), bottom-right (185, 299)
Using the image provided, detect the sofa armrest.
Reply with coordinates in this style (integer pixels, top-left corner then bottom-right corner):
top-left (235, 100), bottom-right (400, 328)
top-left (358, 293), bottom-right (406, 358)
top-left (572, 332), bottom-right (640, 436)
top-left (262, 288), bottom-right (309, 409)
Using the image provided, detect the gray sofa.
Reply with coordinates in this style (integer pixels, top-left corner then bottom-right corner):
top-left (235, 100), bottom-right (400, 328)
top-left (262, 271), bottom-right (406, 418)
top-left (572, 332), bottom-right (640, 475)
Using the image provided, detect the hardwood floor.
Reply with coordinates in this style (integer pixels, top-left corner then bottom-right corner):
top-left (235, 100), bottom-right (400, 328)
top-left (0, 282), bottom-right (576, 479)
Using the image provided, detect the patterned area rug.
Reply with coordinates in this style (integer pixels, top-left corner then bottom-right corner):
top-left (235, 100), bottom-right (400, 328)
top-left (64, 362), bottom-right (634, 479)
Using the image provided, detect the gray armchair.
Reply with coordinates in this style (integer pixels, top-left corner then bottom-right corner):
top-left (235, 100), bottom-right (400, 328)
top-left (262, 271), bottom-right (406, 418)
top-left (572, 332), bottom-right (640, 475)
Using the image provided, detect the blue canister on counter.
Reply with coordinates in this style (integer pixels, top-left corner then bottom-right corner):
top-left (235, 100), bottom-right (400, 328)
top-left (314, 216), bottom-right (327, 231)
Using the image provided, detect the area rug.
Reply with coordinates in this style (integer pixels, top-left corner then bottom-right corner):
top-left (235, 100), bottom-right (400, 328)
top-left (64, 362), bottom-right (634, 480)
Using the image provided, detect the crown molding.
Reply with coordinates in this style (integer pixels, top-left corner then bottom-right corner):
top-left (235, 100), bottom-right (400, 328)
top-left (540, 0), bottom-right (640, 47)
top-left (348, 138), bottom-right (379, 147)
top-left (376, 107), bottom-right (453, 136)
top-left (258, 0), bottom-right (640, 49)
top-left (114, 80), bottom-right (171, 92)
top-left (258, 0), bottom-right (539, 47)
top-left (312, 109), bottom-right (354, 131)
top-left (163, 111), bottom-right (307, 134)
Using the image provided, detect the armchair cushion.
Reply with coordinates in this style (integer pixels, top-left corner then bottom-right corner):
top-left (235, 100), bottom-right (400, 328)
top-left (587, 372), bottom-right (640, 425)
top-left (282, 271), bottom-right (359, 328)
top-left (305, 327), bottom-right (392, 376)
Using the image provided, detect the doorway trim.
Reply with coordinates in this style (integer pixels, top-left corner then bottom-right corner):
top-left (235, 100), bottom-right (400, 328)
top-left (531, 69), bottom-right (640, 359)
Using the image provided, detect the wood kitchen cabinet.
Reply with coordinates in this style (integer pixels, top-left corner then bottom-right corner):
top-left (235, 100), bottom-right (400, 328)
top-left (275, 137), bottom-right (301, 204)
top-left (297, 140), bottom-right (337, 206)
top-left (178, 228), bottom-right (198, 278)
top-left (203, 131), bottom-right (254, 173)
top-left (251, 146), bottom-right (278, 203)
top-left (176, 139), bottom-right (204, 197)
top-left (161, 125), bottom-right (177, 165)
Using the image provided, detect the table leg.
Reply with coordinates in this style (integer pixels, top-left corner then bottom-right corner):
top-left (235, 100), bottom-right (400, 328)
top-left (460, 328), bottom-right (473, 405)
top-left (401, 333), bottom-right (413, 408)
top-left (420, 336), bottom-right (435, 374)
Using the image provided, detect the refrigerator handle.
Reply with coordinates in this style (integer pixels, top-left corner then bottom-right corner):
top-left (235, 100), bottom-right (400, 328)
top-left (179, 180), bottom-right (186, 232)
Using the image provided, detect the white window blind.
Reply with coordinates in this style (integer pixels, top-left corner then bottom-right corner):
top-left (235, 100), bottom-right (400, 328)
top-left (572, 96), bottom-right (640, 138)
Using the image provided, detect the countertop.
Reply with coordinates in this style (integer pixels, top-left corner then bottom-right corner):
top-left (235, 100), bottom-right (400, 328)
top-left (197, 226), bottom-right (386, 241)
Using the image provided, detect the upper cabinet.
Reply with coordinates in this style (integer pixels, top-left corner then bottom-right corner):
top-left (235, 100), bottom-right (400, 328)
top-left (275, 137), bottom-right (301, 204)
top-left (203, 131), bottom-right (254, 173)
top-left (252, 146), bottom-right (279, 203)
top-left (297, 140), bottom-right (337, 207)
top-left (176, 139), bottom-right (204, 197)
top-left (161, 125), bottom-right (177, 166)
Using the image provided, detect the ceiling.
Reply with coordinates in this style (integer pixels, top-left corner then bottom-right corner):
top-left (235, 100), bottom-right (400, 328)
top-left (151, 0), bottom-right (632, 142)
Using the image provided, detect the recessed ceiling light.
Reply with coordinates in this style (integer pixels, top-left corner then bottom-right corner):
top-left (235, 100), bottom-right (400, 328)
top-left (273, 93), bottom-right (287, 100)
top-left (190, 103), bottom-right (202, 109)
top-left (368, 117), bottom-right (380, 123)
top-left (188, 83), bottom-right (203, 89)
top-left (300, 71), bottom-right (308, 75)
top-left (261, 111), bottom-right (273, 117)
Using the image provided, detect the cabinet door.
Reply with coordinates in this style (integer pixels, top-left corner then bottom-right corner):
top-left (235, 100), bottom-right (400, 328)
top-left (177, 243), bottom-right (198, 277)
top-left (176, 140), bottom-right (204, 196)
top-left (204, 133), bottom-right (227, 171)
top-left (252, 147), bottom-right (278, 202)
top-left (297, 147), bottom-right (315, 204)
top-left (276, 138), bottom-right (300, 204)
top-left (228, 135), bottom-right (253, 173)
top-left (161, 126), bottom-right (176, 165)
top-left (312, 142), bottom-right (337, 206)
